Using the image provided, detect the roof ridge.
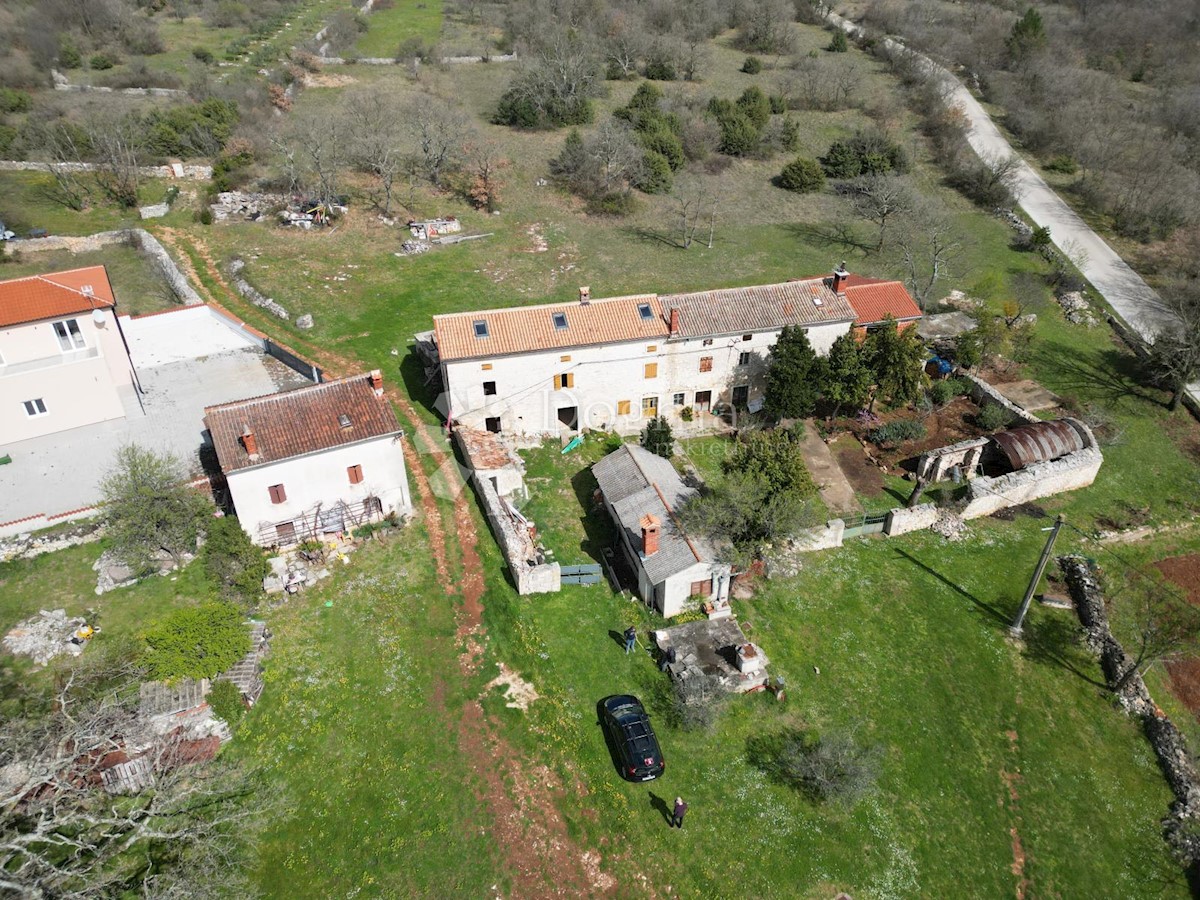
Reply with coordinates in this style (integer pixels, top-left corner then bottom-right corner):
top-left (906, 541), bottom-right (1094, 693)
top-left (0, 264), bottom-right (109, 289)
top-left (650, 481), bottom-right (701, 563)
top-left (434, 293), bottom-right (660, 321)
top-left (203, 372), bottom-right (374, 415)
top-left (661, 276), bottom-right (826, 303)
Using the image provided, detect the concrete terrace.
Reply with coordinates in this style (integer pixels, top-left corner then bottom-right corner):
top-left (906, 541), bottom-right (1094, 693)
top-left (0, 306), bottom-right (311, 531)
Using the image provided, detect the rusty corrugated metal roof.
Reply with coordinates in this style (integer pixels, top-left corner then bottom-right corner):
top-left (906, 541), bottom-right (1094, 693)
top-left (992, 418), bottom-right (1087, 470)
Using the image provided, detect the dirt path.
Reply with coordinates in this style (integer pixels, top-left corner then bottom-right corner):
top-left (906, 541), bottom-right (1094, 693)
top-left (797, 419), bottom-right (862, 517)
top-left (171, 230), bottom-right (607, 897)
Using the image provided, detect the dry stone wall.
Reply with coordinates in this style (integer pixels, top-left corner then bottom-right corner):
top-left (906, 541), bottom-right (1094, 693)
top-left (884, 503), bottom-right (939, 536)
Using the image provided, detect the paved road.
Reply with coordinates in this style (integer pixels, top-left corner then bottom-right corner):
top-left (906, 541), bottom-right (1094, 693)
top-left (831, 14), bottom-right (1198, 402)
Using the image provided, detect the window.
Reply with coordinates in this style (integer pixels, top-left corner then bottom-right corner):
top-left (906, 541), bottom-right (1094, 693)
top-left (642, 396), bottom-right (658, 416)
top-left (742, 334), bottom-right (752, 342)
top-left (673, 393), bottom-right (685, 406)
top-left (617, 400), bottom-right (631, 416)
top-left (694, 390), bottom-right (712, 412)
top-left (347, 464), bottom-right (364, 485)
top-left (732, 385), bottom-right (749, 409)
top-left (702, 338), bottom-right (714, 347)
top-left (485, 416), bottom-right (502, 433)
top-left (23, 398), bottom-right (47, 417)
top-left (553, 373), bottom-right (574, 389)
top-left (646, 345), bottom-right (657, 353)
top-left (738, 351), bottom-right (752, 366)
top-left (690, 579), bottom-right (712, 598)
top-left (552, 312), bottom-right (569, 330)
top-left (481, 363), bottom-right (493, 371)
top-left (699, 356), bottom-right (713, 373)
top-left (53, 319), bottom-right (85, 351)
top-left (560, 355), bottom-right (572, 362)
top-left (483, 381), bottom-right (497, 396)
top-left (637, 303), bottom-right (653, 320)
top-left (644, 363), bottom-right (658, 379)
top-left (473, 320), bottom-right (489, 338)
top-left (268, 483), bottom-right (287, 504)
top-left (276, 522), bottom-right (297, 544)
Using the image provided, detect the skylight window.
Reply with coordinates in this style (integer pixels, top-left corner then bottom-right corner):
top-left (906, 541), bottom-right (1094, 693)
top-left (552, 312), bottom-right (569, 330)
top-left (637, 303), bottom-right (653, 320)
top-left (473, 320), bottom-right (489, 338)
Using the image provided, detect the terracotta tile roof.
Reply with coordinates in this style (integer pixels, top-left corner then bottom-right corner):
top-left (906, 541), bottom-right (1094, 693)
top-left (661, 278), bottom-right (856, 338)
top-left (0, 266), bottom-right (116, 328)
top-left (204, 372), bottom-right (401, 473)
top-left (434, 294), bottom-right (667, 362)
top-left (842, 275), bottom-right (922, 326)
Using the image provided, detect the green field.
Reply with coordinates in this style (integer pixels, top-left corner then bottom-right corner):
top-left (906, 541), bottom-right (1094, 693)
top-left (354, 0), bottom-right (445, 57)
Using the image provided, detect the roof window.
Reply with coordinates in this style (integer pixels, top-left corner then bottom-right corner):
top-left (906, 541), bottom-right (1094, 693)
top-left (637, 303), bottom-right (653, 320)
top-left (338, 414), bottom-right (352, 429)
top-left (552, 312), bottom-right (569, 330)
top-left (473, 320), bottom-right (489, 338)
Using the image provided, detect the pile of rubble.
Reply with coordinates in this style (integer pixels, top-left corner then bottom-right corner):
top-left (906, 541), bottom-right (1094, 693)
top-left (262, 539), bottom-right (357, 596)
top-left (397, 240), bottom-right (431, 256)
top-left (3, 609), bottom-right (90, 665)
top-left (1056, 291), bottom-right (1098, 327)
top-left (209, 191), bottom-right (288, 222)
top-left (930, 509), bottom-right (970, 542)
top-left (92, 549), bottom-right (192, 595)
top-left (0, 522), bottom-right (104, 563)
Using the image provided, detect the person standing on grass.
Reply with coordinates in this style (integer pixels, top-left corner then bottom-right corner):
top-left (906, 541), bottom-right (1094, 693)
top-left (624, 625), bottom-right (637, 654)
top-left (671, 796), bottom-right (688, 829)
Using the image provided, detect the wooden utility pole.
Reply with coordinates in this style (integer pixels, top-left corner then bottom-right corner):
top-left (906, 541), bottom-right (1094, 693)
top-left (1011, 514), bottom-right (1065, 636)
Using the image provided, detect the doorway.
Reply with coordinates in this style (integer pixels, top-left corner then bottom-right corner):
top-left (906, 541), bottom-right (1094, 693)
top-left (557, 406), bottom-right (578, 430)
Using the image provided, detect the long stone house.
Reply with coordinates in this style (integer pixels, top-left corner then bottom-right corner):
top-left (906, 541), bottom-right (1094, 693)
top-left (424, 269), bottom-right (920, 441)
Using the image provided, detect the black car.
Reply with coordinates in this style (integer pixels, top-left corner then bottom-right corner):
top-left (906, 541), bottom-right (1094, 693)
top-left (601, 694), bottom-right (665, 781)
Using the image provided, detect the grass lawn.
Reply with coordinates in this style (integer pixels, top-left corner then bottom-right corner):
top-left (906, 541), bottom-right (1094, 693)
top-left (354, 0), bottom-right (445, 57)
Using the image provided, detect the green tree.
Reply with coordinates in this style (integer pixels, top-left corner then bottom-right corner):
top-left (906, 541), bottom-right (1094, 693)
top-left (718, 112), bottom-right (760, 156)
top-left (1006, 8), bottom-right (1046, 63)
top-left (643, 128), bottom-right (685, 170)
top-left (865, 316), bottom-right (927, 409)
top-left (725, 430), bottom-right (816, 497)
top-left (827, 29), bottom-right (849, 53)
top-left (634, 150), bottom-right (673, 193)
top-left (736, 86), bottom-right (772, 131)
top-left (765, 325), bottom-right (824, 419)
top-left (141, 602), bottom-right (250, 681)
top-left (640, 415), bottom-right (675, 458)
top-left (202, 515), bottom-right (268, 607)
top-left (100, 445), bottom-right (210, 574)
top-left (778, 156), bottom-right (825, 192)
top-left (823, 332), bottom-right (873, 417)
top-left (742, 56), bottom-right (763, 74)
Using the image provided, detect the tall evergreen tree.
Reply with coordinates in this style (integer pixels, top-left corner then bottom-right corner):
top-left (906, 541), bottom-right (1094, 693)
top-left (640, 414), bottom-right (675, 458)
top-left (864, 316), bottom-right (927, 409)
top-left (764, 325), bottom-right (824, 419)
top-left (824, 332), bottom-right (873, 417)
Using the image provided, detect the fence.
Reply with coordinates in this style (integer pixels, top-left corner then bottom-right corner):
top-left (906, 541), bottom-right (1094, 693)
top-left (266, 339), bottom-right (323, 384)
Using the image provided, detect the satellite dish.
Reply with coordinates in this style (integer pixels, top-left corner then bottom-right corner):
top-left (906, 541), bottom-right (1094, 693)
top-left (92, 308), bottom-right (106, 325)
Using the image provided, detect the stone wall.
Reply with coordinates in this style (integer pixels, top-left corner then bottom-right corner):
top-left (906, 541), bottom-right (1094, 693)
top-left (884, 503), bottom-right (939, 536)
top-left (0, 512), bottom-right (103, 548)
top-left (0, 160), bottom-right (210, 179)
top-left (915, 436), bottom-right (988, 482)
top-left (961, 372), bottom-right (1040, 425)
top-left (789, 518), bottom-right (845, 552)
top-left (961, 447), bottom-right (1103, 519)
top-left (1061, 556), bottom-right (1200, 872)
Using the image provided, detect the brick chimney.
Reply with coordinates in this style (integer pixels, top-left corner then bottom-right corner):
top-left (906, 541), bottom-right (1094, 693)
top-left (669, 308), bottom-right (680, 335)
top-left (579, 285), bottom-right (591, 305)
top-left (241, 427), bottom-right (258, 458)
top-left (832, 262), bottom-right (849, 295)
top-left (369, 369), bottom-right (384, 396)
top-left (640, 513), bottom-right (661, 556)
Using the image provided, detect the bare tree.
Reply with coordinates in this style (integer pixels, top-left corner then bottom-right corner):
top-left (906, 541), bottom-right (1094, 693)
top-left (84, 114), bottom-right (144, 208)
top-left (39, 124), bottom-right (92, 212)
top-left (601, 8), bottom-right (646, 79)
top-left (463, 139), bottom-right (509, 212)
top-left (408, 92), bottom-right (469, 188)
top-left (848, 173), bottom-right (913, 251)
top-left (272, 109), bottom-right (348, 206)
top-left (588, 119), bottom-right (643, 197)
top-left (1148, 281), bottom-right (1200, 412)
top-left (344, 89), bottom-right (406, 215)
top-left (1112, 574), bottom-right (1200, 690)
top-left (671, 177), bottom-right (720, 249)
top-left (895, 200), bottom-right (966, 311)
top-left (733, 0), bottom-right (795, 55)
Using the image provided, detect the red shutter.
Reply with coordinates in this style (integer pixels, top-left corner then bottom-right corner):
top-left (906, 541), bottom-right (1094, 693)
top-left (348, 465), bottom-right (363, 484)
top-left (269, 484), bottom-right (287, 504)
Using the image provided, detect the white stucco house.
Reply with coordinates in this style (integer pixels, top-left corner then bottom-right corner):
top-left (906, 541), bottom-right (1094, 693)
top-left (427, 269), bottom-right (920, 442)
top-left (0, 266), bottom-right (138, 443)
top-left (592, 444), bottom-right (731, 618)
top-left (204, 371), bottom-right (413, 546)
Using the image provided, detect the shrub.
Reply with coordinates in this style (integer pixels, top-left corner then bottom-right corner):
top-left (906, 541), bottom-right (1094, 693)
top-left (929, 377), bottom-right (970, 407)
top-left (586, 191), bottom-right (638, 216)
top-left (868, 419), bottom-right (927, 446)
top-left (640, 414), bottom-right (675, 458)
top-left (197, 206), bottom-right (214, 225)
top-left (1044, 155), bottom-right (1077, 174)
top-left (736, 86), bottom-right (771, 131)
top-left (193, 47), bottom-right (215, 64)
top-left (203, 515), bottom-right (268, 607)
top-left (1029, 225), bottom-right (1052, 250)
top-left (0, 88), bottom-right (32, 114)
top-left (742, 56), bottom-right (763, 74)
top-left (718, 112), bottom-right (759, 156)
top-left (643, 129), bottom-right (684, 171)
top-left (827, 30), bottom-right (849, 53)
top-left (90, 53), bottom-right (117, 71)
top-left (142, 602), bottom-right (250, 681)
top-left (756, 729), bottom-right (882, 805)
top-left (821, 131), bottom-right (907, 178)
top-left (644, 57), bottom-right (677, 81)
top-left (627, 81), bottom-right (662, 112)
top-left (768, 93), bottom-right (787, 115)
top-left (977, 403), bottom-right (1013, 431)
top-left (669, 674), bottom-right (728, 733)
top-left (726, 429), bottom-right (816, 497)
top-left (778, 156), bottom-right (824, 192)
top-left (634, 151), bottom-right (673, 193)
top-left (59, 46), bottom-right (82, 69)
top-left (680, 406), bottom-right (694, 422)
top-left (775, 114), bottom-right (800, 152)
top-left (206, 679), bottom-right (245, 727)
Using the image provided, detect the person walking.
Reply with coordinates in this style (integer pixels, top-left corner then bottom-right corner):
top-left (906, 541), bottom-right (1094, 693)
top-left (623, 626), bottom-right (637, 654)
top-left (670, 796), bottom-right (688, 829)
top-left (659, 645), bottom-right (677, 672)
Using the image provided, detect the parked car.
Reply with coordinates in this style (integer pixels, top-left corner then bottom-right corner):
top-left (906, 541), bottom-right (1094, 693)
top-left (600, 694), bottom-right (665, 781)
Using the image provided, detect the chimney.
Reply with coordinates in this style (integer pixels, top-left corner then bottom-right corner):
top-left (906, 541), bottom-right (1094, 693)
top-left (832, 262), bottom-right (849, 295)
top-left (241, 427), bottom-right (258, 458)
top-left (640, 513), bottom-right (661, 556)
top-left (579, 285), bottom-right (591, 305)
top-left (369, 369), bottom-right (383, 396)
top-left (669, 308), bottom-right (680, 336)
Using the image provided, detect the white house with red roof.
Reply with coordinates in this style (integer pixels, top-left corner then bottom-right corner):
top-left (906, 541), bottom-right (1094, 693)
top-left (204, 371), bottom-right (412, 546)
top-left (428, 268), bottom-right (921, 440)
top-left (0, 266), bottom-right (138, 443)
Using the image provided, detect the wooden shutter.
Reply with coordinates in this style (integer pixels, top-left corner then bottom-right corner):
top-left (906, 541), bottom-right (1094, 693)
top-left (268, 484), bottom-right (287, 504)
top-left (699, 356), bottom-right (713, 372)
top-left (644, 363), bottom-right (657, 379)
top-left (617, 400), bottom-right (631, 416)
top-left (348, 465), bottom-right (363, 484)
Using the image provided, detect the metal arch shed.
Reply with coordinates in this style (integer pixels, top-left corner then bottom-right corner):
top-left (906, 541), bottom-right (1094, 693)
top-left (991, 418), bottom-right (1087, 471)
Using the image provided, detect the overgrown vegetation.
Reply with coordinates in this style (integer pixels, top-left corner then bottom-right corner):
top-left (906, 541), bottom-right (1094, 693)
top-left (141, 601), bottom-right (250, 681)
top-left (202, 515), bottom-right (268, 609)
